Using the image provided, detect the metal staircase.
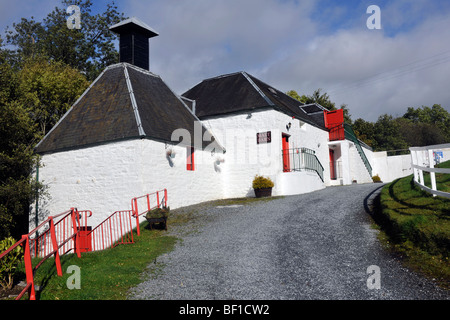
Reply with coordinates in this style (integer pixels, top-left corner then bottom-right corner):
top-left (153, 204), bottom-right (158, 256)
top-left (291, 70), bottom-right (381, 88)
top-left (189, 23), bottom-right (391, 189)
top-left (344, 124), bottom-right (373, 177)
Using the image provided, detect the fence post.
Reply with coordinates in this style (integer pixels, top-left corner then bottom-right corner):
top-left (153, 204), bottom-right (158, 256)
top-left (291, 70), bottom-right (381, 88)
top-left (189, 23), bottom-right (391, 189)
top-left (49, 217), bottom-right (63, 276)
top-left (22, 235), bottom-right (36, 300)
top-left (428, 149), bottom-right (437, 197)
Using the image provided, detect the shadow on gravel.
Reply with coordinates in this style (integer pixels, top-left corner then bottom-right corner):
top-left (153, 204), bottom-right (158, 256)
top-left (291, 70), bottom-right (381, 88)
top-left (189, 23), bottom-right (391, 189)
top-left (363, 184), bottom-right (385, 217)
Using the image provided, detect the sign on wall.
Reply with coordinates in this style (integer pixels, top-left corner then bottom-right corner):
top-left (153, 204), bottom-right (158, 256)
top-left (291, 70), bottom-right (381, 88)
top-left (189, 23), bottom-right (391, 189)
top-left (257, 131), bottom-right (271, 144)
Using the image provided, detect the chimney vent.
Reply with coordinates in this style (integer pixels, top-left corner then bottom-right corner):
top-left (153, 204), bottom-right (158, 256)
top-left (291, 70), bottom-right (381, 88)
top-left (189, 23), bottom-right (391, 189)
top-left (110, 17), bottom-right (159, 71)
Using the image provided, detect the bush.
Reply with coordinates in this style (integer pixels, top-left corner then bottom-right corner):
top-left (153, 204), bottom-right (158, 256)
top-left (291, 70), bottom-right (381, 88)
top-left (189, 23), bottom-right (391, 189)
top-left (145, 207), bottom-right (170, 220)
top-left (252, 175), bottom-right (274, 189)
top-left (0, 237), bottom-right (23, 290)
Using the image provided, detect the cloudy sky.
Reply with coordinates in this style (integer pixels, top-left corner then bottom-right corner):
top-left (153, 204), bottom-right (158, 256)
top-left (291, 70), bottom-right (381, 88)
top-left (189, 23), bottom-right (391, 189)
top-left (1, 0), bottom-right (450, 121)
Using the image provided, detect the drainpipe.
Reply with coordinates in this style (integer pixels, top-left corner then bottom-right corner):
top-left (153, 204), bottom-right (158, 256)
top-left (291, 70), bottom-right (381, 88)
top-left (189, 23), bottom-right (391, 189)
top-left (34, 162), bottom-right (39, 230)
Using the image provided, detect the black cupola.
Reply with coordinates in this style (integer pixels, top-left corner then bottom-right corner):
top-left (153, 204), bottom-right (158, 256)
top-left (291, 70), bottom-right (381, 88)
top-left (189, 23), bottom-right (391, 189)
top-left (110, 17), bottom-right (159, 71)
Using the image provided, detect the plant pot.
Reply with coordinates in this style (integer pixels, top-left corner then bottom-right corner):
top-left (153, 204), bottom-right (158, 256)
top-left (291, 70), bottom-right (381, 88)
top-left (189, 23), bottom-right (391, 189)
top-left (254, 187), bottom-right (272, 198)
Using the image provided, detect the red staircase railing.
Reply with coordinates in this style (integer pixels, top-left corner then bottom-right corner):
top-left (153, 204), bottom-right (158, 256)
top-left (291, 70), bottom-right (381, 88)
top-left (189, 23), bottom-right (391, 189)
top-left (131, 189), bottom-right (167, 236)
top-left (0, 208), bottom-right (83, 300)
top-left (0, 189), bottom-right (168, 300)
top-left (89, 210), bottom-right (135, 251)
top-left (33, 209), bottom-right (92, 258)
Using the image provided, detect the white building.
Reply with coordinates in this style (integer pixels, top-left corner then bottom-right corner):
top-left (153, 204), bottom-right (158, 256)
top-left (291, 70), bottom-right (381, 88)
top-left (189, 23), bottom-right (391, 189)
top-left (30, 18), bottom-right (384, 231)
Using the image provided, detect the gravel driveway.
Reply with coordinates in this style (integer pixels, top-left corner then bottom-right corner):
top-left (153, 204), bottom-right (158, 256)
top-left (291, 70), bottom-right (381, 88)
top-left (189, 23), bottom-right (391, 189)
top-left (129, 183), bottom-right (449, 300)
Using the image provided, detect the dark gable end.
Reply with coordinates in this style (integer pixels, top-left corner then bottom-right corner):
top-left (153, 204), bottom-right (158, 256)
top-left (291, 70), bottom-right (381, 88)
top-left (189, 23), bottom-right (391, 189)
top-left (35, 63), bottom-right (220, 154)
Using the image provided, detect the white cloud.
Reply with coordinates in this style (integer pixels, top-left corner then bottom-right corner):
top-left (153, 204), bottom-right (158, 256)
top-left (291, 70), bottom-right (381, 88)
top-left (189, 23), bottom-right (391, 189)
top-left (126, 0), bottom-right (317, 92)
top-left (259, 8), bottom-right (450, 121)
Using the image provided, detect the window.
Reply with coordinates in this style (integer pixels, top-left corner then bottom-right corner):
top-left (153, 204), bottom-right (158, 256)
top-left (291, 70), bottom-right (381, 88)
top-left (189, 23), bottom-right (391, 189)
top-left (187, 146), bottom-right (195, 171)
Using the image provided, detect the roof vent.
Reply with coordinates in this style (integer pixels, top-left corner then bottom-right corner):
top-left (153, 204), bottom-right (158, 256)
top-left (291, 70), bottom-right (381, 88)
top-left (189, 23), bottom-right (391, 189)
top-left (110, 17), bottom-right (159, 71)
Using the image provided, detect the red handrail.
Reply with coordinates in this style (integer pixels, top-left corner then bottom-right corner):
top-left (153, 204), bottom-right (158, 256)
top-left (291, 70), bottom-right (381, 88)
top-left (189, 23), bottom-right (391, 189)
top-left (0, 208), bottom-right (83, 300)
top-left (131, 189), bottom-right (167, 236)
top-left (89, 210), bottom-right (135, 252)
top-left (1, 189), bottom-right (168, 300)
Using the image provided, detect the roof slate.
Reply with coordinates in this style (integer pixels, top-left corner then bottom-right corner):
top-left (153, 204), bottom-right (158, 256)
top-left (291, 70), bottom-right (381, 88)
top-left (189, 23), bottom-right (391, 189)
top-left (182, 72), bottom-right (327, 130)
top-left (35, 63), bottom-right (219, 154)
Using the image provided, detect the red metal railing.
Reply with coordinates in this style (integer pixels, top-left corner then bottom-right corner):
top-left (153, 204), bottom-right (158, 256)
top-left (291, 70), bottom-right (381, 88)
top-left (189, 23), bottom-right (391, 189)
top-left (33, 209), bottom-right (92, 258)
top-left (329, 123), bottom-right (345, 141)
top-left (0, 208), bottom-right (83, 300)
top-left (90, 210), bottom-right (135, 251)
top-left (1, 189), bottom-right (169, 300)
top-left (131, 189), bottom-right (168, 236)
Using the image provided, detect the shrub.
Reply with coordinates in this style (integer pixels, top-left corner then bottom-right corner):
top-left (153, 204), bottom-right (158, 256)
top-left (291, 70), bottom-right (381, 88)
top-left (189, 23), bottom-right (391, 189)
top-left (0, 237), bottom-right (23, 290)
top-left (145, 207), bottom-right (170, 219)
top-left (252, 175), bottom-right (274, 189)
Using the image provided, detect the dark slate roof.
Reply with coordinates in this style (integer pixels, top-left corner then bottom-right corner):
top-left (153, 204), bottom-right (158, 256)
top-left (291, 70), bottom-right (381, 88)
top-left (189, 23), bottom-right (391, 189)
top-left (35, 63), bottom-right (221, 154)
top-left (182, 71), bottom-right (327, 130)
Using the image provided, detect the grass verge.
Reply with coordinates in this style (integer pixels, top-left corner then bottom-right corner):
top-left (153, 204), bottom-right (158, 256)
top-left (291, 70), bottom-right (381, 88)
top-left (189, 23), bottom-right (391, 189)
top-left (373, 160), bottom-right (450, 289)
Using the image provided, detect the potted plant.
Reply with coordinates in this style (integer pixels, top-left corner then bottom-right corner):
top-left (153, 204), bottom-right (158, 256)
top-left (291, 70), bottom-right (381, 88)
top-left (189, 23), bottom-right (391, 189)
top-left (372, 174), bottom-right (382, 183)
top-left (252, 175), bottom-right (274, 198)
top-left (145, 207), bottom-right (170, 230)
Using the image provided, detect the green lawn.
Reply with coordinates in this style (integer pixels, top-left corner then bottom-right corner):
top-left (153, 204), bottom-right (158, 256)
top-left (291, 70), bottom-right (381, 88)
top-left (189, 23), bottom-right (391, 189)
top-left (375, 160), bottom-right (450, 288)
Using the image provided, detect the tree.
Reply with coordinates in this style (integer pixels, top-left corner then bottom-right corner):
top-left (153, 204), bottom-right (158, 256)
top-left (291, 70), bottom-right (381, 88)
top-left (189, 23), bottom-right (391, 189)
top-left (5, 0), bottom-right (126, 80)
top-left (0, 55), bottom-right (39, 238)
top-left (373, 114), bottom-right (409, 151)
top-left (17, 56), bottom-right (90, 137)
top-left (352, 118), bottom-right (376, 148)
top-left (403, 104), bottom-right (450, 142)
top-left (0, 53), bottom-right (88, 239)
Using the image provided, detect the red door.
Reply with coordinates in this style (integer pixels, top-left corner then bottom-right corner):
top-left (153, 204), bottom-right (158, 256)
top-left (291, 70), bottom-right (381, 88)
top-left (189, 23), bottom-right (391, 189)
top-left (329, 149), bottom-right (336, 180)
top-left (282, 134), bottom-right (290, 172)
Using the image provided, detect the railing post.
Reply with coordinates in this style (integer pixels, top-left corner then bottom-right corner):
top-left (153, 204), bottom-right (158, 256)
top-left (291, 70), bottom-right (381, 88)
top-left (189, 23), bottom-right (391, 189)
top-left (133, 198), bottom-right (141, 236)
top-left (22, 235), bottom-right (36, 300)
top-left (49, 217), bottom-right (63, 276)
top-left (164, 189), bottom-right (168, 207)
top-left (156, 192), bottom-right (160, 208)
top-left (71, 208), bottom-right (81, 258)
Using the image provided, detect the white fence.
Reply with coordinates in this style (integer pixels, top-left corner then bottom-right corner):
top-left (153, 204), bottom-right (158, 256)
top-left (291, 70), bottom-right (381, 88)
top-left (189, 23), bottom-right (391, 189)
top-left (410, 143), bottom-right (450, 198)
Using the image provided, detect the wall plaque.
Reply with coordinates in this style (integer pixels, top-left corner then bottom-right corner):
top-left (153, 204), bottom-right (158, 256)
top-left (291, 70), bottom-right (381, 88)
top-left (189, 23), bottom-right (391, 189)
top-left (257, 131), bottom-right (271, 144)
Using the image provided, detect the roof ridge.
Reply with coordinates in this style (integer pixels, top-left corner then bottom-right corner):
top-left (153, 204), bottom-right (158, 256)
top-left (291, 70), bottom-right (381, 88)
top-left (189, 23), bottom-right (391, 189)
top-left (241, 71), bottom-right (275, 107)
top-left (123, 64), bottom-right (146, 137)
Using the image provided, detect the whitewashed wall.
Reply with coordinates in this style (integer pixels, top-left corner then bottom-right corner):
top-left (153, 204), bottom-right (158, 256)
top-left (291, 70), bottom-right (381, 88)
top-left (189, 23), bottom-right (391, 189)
top-left (349, 142), bottom-right (373, 184)
top-left (371, 151), bottom-right (413, 183)
top-left (203, 109), bottom-right (328, 197)
top-left (31, 139), bottom-right (223, 231)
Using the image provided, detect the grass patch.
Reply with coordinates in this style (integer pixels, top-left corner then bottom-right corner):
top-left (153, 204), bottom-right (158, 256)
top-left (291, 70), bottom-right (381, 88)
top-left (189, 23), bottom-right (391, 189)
top-left (30, 222), bottom-right (177, 300)
top-left (374, 160), bottom-right (450, 288)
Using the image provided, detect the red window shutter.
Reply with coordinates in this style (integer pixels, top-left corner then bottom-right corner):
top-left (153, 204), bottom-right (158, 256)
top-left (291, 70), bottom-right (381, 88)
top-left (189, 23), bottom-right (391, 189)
top-left (187, 146), bottom-right (195, 171)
